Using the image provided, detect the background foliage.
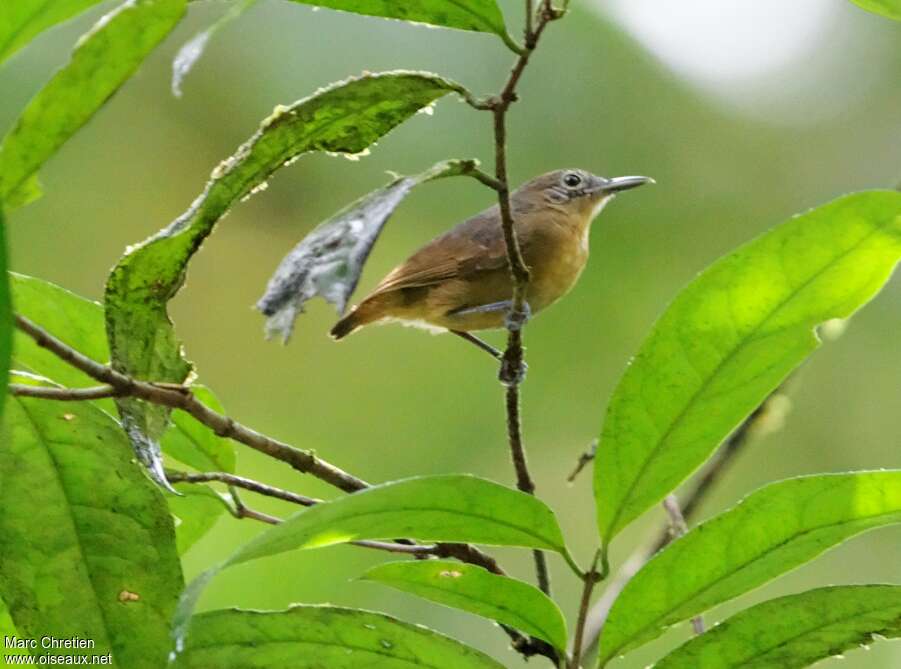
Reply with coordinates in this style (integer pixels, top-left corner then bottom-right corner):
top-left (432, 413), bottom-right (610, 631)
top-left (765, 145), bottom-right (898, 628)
top-left (1, 0), bottom-right (899, 667)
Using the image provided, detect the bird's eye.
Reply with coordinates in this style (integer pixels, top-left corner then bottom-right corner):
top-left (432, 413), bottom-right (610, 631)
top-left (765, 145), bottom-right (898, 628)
top-left (563, 172), bottom-right (582, 188)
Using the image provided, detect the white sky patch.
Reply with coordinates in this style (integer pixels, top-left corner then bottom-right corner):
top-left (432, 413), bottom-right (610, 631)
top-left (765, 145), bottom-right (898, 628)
top-left (595, 0), bottom-right (891, 124)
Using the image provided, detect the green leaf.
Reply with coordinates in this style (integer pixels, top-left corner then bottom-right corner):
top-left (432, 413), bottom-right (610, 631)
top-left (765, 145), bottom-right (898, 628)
top-left (597, 471), bottom-right (901, 666)
top-left (10, 272), bottom-right (109, 390)
top-left (655, 585), bottom-right (901, 668)
top-left (257, 158), bottom-right (478, 341)
top-left (594, 191), bottom-right (901, 544)
top-left (0, 379), bottom-right (184, 667)
top-left (174, 605), bottom-right (505, 668)
top-left (0, 0), bottom-right (106, 65)
top-left (168, 483), bottom-right (226, 554)
top-left (104, 70), bottom-right (464, 481)
top-left (0, 209), bottom-right (11, 422)
top-left (849, 0), bottom-right (901, 20)
top-left (0, 0), bottom-right (187, 207)
top-left (361, 560), bottom-right (568, 653)
top-left (0, 595), bottom-right (30, 658)
top-left (173, 475), bottom-right (573, 650)
top-left (9, 273), bottom-right (235, 478)
top-left (286, 0), bottom-right (518, 52)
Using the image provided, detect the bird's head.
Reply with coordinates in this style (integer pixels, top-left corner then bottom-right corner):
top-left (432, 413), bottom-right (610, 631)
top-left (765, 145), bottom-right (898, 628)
top-left (514, 169), bottom-right (654, 221)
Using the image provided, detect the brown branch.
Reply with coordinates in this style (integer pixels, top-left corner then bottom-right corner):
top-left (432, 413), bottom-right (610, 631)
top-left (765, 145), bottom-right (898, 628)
top-left (166, 470), bottom-right (321, 507)
top-left (472, 0), bottom-right (565, 610)
top-left (15, 314), bottom-right (368, 493)
top-left (569, 551), bottom-right (604, 669)
top-left (8, 383), bottom-right (121, 400)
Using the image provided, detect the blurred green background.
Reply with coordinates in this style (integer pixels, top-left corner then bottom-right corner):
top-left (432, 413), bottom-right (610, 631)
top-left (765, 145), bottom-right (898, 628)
top-left (3, 0), bottom-right (900, 666)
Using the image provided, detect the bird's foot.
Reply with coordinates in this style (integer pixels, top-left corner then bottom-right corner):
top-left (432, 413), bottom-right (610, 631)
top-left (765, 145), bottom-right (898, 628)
top-left (499, 349), bottom-right (528, 386)
top-left (504, 301), bottom-right (532, 332)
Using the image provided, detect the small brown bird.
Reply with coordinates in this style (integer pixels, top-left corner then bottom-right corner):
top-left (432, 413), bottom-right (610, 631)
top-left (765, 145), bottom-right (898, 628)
top-left (330, 169), bottom-right (652, 348)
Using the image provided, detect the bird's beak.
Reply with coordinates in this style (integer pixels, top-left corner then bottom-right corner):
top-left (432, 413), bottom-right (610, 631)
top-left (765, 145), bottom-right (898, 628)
top-left (590, 175), bottom-right (655, 194)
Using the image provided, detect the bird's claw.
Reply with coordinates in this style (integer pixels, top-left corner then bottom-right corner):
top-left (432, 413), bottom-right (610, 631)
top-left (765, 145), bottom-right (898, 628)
top-left (504, 301), bottom-right (532, 332)
top-left (499, 351), bottom-right (528, 386)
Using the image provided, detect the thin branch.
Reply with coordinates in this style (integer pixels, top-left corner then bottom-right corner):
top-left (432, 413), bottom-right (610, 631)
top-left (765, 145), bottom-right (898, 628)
top-left (166, 470), bottom-right (321, 507)
top-left (476, 0), bottom-right (565, 610)
top-left (569, 551), bottom-right (604, 669)
top-left (14, 314), bottom-right (368, 493)
top-left (8, 383), bottom-right (121, 400)
top-left (567, 439), bottom-right (598, 482)
top-left (662, 495), bottom-right (704, 635)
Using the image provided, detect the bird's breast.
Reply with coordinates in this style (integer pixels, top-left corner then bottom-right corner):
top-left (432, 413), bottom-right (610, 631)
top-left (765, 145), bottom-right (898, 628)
top-left (525, 226), bottom-right (590, 311)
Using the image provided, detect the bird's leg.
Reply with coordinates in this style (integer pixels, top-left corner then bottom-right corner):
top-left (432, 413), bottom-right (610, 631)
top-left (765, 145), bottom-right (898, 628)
top-left (449, 299), bottom-right (533, 331)
top-left (504, 300), bottom-right (532, 332)
top-left (451, 330), bottom-right (502, 360)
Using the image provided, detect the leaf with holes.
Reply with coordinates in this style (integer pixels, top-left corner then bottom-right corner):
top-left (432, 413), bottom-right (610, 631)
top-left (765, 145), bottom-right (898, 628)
top-left (597, 471), bottom-right (901, 666)
top-left (594, 191), bottom-right (901, 545)
top-left (0, 0), bottom-right (187, 207)
top-left (256, 158), bottom-right (477, 341)
top-left (655, 584), bottom-right (901, 668)
top-left (104, 70), bottom-right (463, 484)
top-left (361, 560), bottom-right (567, 653)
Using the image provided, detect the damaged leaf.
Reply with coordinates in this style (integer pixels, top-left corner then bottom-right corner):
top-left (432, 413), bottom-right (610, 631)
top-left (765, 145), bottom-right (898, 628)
top-left (256, 158), bottom-right (477, 342)
top-left (171, 0), bottom-right (257, 98)
top-left (0, 0), bottom-right (187, 208)
top-left (104, 70), bottom-right (463, 484)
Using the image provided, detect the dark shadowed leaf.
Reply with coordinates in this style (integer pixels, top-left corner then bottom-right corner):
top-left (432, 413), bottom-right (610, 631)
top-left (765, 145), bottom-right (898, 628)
top-left (594, 191), bottom-right (901, 545)
top-left (173, 606), bottom-right (505, 668)
top-left (0, 0), bottom-right (187, 208)
top-left (849, 0), bottom-right (901, 19)
top-left (0, 374), bottom-right (183, 667)
top-left (597, 471), bottom-right (901, 666)
top-left (173, 475), bottom-right (574, 651)
top-left (655, 585), bottom-right (901, 668)
top-left (0, 0), bottom-right (106, 65)
top-left (257, 158), bottom-right (477, 341)
top-left (361, 560), bottom-right (567, 653)
top-left (171, 0), bottom-right (257, 97)
top-left (104, 70), bottom-right (463, 483)
top-left (286, 0), bottom-right (517, 51)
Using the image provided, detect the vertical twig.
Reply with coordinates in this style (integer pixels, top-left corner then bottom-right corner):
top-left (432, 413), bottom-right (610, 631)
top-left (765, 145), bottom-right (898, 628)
top-left (569, 550), bottom-right (604, 669)
top-left (662, 495), bottom-right (704, 635)
top-left (484, 0), bottom-right (563, 602)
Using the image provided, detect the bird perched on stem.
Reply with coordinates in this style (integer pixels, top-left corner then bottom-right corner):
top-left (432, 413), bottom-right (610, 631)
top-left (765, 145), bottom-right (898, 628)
top-left (330, 169), bottom-right (652, 356)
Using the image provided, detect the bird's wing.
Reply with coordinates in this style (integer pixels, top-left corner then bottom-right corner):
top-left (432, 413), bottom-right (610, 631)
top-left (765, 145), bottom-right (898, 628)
top-left (371, 210), bottom-right (510, 294)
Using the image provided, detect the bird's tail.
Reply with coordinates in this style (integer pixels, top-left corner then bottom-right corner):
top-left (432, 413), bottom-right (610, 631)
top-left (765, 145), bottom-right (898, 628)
top-left (330, 298), bottom-right (382, 340)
